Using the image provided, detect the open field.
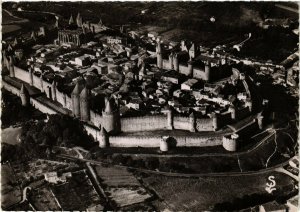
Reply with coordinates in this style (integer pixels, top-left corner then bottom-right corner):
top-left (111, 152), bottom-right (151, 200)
top-left (142, 171), bottom-right (296, 211)
top-left (94, 165), bottom-right (152, 208)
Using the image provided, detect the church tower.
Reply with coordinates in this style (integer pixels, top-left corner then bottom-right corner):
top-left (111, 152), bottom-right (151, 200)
top-left (71, 82), bottom-right (81, 118)
top-left (156, 37), bottom-right (163, 69)
top-left (204, 63), bottom-right (211, 82)
top-left (80, 86), bottom-right (90, 121)
top-left (76, 13), bottom-right (83, 27)
top-left (69, 14), bottom-right (75, 25)
top-left (102, 97), bottom-right (120, 134)
top-left (20, 84), bottom-right (29, 107)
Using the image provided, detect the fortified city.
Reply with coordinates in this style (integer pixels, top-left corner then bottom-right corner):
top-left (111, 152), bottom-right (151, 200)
top-left (1, 2), bottom-right (299, 211)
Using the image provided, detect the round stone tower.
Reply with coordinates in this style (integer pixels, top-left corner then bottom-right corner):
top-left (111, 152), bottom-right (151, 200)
top-left (256, 114), bottom-right (264, 130)
top-left (211, 112), bottom-right (219, 131)
top-left (29, 68), bottom-right (34, 86)
top-left (222, 133), bottom-right (239, 151)
top-left (102, 97), bottom-right (121, 134)
top-left (99, 127), bottom-right (109, 148)
top-left (228, 105), bottom-right (236, 120)
top-left (204, 63), bottom-right (211, 82)
top-left (156, 37), bottom-right (163, 69)
top-left (245, 98), bottom-right (253, 112)
top-left (187, 59), bottom-right (193, 77)
top-left (189, 111), bottom-right (196, 132)
top-left (80, 87), bottom-right (90, 121)
top-left (51, 80), bottom-right (57, 101)
top-left (166, 105), bottom-right (174, 130)
top-left (169, 52), bottom-right (173, 70)
top-left (20, 84), bottom-right (30, 107)
top-left (160, 136), bottom-right (169, 152)
top-left (173, 53), bottom-right (179, 72)
top-left (9, 56), bottom-right (15, 78)
top-left (71, 83), bottom-right (81, 118)
top-left (40, 74), bottom-right (44, 92)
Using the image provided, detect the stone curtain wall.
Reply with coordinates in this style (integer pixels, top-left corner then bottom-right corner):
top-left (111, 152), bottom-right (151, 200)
top-left (2, 80), bottom-right (20, 96)
top-left (120, 115), bottom-right (167, 132)
top-left (109, 134), bottom-right (222, 148)
top-left (90, 110), bottom-right (102, 128)
top-left (14, 66), bottom-right (31, 84)
top-left (173, 116), bottom-right (190, 131)
top-left (109, 135), bottom-right (161, 147)
top-left (30, 98), bottom-right (57, 115)
top-left (196, 118), bottom-right (214, 131)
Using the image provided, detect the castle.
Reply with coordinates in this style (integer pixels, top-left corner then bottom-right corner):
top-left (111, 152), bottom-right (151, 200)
top-left (156, 37), bottom-right (226, 82)
top-left (56, 13), bottom-right (104, 46)
top-left (2, 56), bottom-right (265, 152)
top-left (2, 21), bottom-right (266, 152)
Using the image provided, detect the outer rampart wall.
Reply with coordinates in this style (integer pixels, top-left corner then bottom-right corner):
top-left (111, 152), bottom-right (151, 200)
top-left (2, 80), bottom-right (20, 96)
top-left (84, 124), bottom-right (100, 142)
top-left (108, 135), bottom-right (222, 148)
top-left (120, 115), bottom-right (167, 132)
top-left (109, 136), bottom-right (161, 147)
top-left (175, 135), bottom-right (222, 147)
top-left (30, 98), bottom-right (57, 115)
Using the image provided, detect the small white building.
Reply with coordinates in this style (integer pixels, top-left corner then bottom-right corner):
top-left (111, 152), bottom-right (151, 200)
top-left (181, 79), bottom-right (198, 91)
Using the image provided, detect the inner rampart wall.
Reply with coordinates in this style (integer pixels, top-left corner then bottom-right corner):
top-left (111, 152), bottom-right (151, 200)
top-left (30, 98), bottom-right (57, 115)
top-left (120, 115), bottom-right (167, 132)
top-left (173, 116), bottom-right (190, 131)
top-left (2, 80), bottom-right (20, 96)
top-left (196, 118), bottom-right (214, 131)
top-left (179, 64), bottom-right (189, 76)
top-left (14, 66), bottom-right (31, 84)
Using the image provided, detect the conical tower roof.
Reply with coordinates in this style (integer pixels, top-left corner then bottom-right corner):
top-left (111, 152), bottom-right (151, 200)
top-left (31, 31), bottom-right (36, 40)
top-left (98, 18), bottom-right (103, 25)
top-left (100, 127), bottom-right (108, 136)
top-left (80, 86), bottom-right (89, 98)
top-left (55, 18), bottom-right (59, 28)
top-left (20, 84), bottom-right (29, 95)
top-left (76, 12), bottom-right (81, 21)
top-left (72, 82), bottom-right (80, 95)
top-left (189, 43), bottom-right (195, 51)
top-left (7, 44), bottom-right (13, 51)
top-left (13, 38), bottom-right (18, 46)
top-left (189, 111), bottom-right (195, 118)
top-left (69, 14), bottom-right (74, 25)
top-left (76, 12), bottom-right (82, 27)
top-left (104, 98), bottom-right (113, 113)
